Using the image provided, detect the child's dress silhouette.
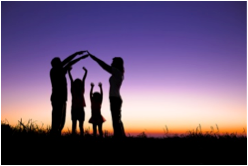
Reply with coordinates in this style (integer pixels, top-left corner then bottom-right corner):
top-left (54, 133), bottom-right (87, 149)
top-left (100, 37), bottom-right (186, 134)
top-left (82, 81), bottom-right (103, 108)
top-left (89, 99), bottom-right (106, 124)
top-left (71, 83), bottom-right (85, 121)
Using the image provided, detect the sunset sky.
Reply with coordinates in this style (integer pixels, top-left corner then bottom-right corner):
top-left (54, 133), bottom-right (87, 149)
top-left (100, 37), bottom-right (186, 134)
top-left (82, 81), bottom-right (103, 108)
top-left (1, 1), bottom-right (247, 137)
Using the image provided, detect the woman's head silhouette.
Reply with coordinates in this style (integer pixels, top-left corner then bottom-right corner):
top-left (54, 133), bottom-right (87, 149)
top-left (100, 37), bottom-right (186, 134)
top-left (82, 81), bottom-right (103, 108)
top-left (111, 57), bottom-right (124, 73)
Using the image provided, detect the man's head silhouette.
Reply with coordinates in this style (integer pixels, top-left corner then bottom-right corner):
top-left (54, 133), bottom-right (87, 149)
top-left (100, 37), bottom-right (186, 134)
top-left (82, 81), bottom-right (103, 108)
top-left (51, 57), bottom-right (62, 68)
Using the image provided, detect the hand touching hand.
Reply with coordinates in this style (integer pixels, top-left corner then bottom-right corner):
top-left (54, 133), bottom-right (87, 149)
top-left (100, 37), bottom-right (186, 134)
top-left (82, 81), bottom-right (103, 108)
top-left (81, 54), bottom-right (89, 59)
top-left (87, 51), bottom-right (94, 57)
top-left (76, 50), bottom-right (88, 55)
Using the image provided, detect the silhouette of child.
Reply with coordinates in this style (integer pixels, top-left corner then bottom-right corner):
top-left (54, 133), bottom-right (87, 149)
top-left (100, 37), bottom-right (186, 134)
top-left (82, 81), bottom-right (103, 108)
top-left (68, 66), bottom-right (87, 136)
top-left (89, 82), bottom-right (106, 137)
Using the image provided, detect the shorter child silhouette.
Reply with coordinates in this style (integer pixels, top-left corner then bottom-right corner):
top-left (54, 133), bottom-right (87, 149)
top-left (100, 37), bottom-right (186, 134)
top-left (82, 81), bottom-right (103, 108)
top-left (68, 66), bottom-right (87, 136)
top-left (89, 82), bottom-right (106, 137)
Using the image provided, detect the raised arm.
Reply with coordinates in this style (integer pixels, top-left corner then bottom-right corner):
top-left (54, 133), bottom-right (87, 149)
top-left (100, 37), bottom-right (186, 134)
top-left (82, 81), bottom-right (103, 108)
top-left (82, 67), bottom-right (88, 83)
top-left (68, 67), bottom-right (73, 85)
top-left (62, 50), bottom-right (87, 66)
top-left (90, 83), bottom-right (94, 101)
top-left (82, 67), bottom-right (88, 93)
top-left (88, 52), bottom-right (112, 74)
top-left (63, 54), bottom-right (89, 72)
top-left (98, 82), bottom-right (103, 103)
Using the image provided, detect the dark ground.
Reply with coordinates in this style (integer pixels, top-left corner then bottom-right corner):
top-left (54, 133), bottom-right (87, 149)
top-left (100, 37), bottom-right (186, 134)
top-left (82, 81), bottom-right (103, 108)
top-left (1, 132), bottom-right (247, 165)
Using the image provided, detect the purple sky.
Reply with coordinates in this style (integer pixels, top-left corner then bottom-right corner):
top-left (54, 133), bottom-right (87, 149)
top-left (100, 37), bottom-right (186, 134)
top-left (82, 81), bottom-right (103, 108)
top-left (1, 1), bottom-right (247, 136)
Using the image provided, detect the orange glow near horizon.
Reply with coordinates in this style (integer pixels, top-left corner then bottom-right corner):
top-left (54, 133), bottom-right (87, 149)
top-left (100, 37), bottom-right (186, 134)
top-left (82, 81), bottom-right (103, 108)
top-left (1, 97), bottom-right (247, 138)
top-left (2, 113), bottom-right (245, 137)
top-left (59, 126), bottom-right (247, 137)
top-left (40, 122), bottom-right (247, 134)
top-left (1, 117), bottom-right (246, 137)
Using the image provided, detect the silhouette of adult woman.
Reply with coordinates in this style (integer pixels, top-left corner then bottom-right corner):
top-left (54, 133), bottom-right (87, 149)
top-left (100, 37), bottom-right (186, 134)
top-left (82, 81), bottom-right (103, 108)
top-left (50, 50), bottom-right (88, 136)
top-left (88, 52), bottom-right (126, 138)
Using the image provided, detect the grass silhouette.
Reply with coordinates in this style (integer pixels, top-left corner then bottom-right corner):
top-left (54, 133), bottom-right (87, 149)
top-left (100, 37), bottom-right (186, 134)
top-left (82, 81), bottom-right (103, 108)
top-left (1, 119), bottom-right (247, 164)
top-left (1, 117), bottom-right (246, 137)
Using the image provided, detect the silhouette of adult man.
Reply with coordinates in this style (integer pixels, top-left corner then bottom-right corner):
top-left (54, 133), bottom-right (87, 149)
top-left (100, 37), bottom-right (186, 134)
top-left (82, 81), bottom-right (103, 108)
top-left (88, 52), bottom-right (126, 138)
top-left (50, 50), bottom-right (89, 136)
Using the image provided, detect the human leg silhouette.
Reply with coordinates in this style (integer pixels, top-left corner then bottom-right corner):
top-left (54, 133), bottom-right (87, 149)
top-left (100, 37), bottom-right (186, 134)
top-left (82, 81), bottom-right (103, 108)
top-left (117, 100), bottom-right (125, 137)
top-left (98, 123), bottom-right (103, 138)
top-left (93, 124), bottom-right (97, 137)
top-left (119, 120), bottom-right (125, 137)
top-left (79, 120), bottom-right (84, 136)
top-left (111, 111), bottom-right (120, 137)
top-left (110, 97), bottom-right (126, 138)
top-left (72, 120), bottom-right (77, 135)
top-left (59, 102), bottom-right (66, 133)
top-left (51, 101), bottom-right (65, 136)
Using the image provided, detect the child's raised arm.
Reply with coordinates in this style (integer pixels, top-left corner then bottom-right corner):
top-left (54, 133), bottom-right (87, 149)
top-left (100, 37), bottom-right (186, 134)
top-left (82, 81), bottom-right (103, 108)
top-left (82, 67), bottom-right (88, 93)
top-left (68, 67), bottom-right (73, 85)
top-left (99, 82), bottom-right (103, 103)
top-left (90, 83), bottom-right (94, 101)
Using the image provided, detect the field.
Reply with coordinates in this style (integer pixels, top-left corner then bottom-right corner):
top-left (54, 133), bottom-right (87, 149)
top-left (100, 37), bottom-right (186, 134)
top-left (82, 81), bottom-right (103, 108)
top-left (1, 120), bottom-right (247, 165)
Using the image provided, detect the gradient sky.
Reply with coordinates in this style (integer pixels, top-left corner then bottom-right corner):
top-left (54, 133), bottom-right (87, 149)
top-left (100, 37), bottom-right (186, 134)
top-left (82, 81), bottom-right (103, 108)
top-left (1, 1), bottom-right (247, 137)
